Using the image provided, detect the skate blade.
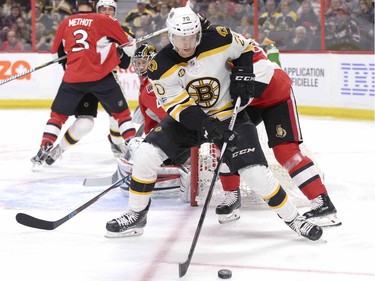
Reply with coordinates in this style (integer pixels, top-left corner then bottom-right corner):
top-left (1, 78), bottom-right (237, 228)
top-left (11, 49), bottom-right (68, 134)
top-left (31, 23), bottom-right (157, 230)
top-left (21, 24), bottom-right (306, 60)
top-left (307, 213), bottom-right (342, 227)
top-left (218, 209), bottom-right (240, 224)
top-left (31, 161), bottom-right (44, 172)
top-left (105, 228), bottom-right (144, 238)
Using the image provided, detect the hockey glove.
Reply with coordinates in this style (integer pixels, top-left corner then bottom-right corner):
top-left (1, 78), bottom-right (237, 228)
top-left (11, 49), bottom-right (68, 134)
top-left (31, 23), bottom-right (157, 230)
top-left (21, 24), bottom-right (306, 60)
top-left (230, 66), bottom-right (255, 106)
top-left (122, 36), bottom-right (136, 57)
top-left (201, 117), bottom-right (238, 147)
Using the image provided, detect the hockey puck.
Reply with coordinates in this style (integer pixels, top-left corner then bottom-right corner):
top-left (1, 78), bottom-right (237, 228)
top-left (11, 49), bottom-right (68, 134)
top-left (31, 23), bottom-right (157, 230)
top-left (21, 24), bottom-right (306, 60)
top-left (218, 269), bottom-right (232, 279)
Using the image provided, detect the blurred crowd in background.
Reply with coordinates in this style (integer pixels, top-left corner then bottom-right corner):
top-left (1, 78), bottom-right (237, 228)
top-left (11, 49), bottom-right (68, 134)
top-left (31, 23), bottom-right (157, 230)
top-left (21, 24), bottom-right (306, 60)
top-left (0, 0), bottom-right (373, 52)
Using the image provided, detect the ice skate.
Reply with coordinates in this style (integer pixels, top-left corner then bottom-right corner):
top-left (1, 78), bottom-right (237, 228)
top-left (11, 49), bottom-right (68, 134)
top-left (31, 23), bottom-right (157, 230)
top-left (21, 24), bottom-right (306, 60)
top-left (45, 145), bottom-right (64, 165)
top-left (286, 214), bottom-right (323, 241)
top-left (303, 193), bottom-right (342, 227)
top-left (31, 142), bottom-right (53, 170)
top-left (216, 188), bottom-right (241, 224)
top-left (105, 200), bottom-right (151, 238)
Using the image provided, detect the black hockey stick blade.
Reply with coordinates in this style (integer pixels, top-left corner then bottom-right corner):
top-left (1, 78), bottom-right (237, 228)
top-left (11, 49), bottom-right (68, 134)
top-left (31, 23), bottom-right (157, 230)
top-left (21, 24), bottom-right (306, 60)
top-left (178, 97), bottom-right (241, 277)
top-left (16, 176), bottom-right (126, 230)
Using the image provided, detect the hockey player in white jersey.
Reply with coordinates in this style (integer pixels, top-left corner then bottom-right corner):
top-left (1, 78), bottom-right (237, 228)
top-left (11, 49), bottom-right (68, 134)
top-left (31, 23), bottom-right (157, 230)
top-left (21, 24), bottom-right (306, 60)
top-left (105, 6), bottom-right (323, 241)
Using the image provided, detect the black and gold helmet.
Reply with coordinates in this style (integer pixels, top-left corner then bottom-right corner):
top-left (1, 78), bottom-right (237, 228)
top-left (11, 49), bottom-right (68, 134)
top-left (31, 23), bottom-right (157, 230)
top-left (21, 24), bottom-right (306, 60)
top-left (132, 43), bottom-right (157, 75)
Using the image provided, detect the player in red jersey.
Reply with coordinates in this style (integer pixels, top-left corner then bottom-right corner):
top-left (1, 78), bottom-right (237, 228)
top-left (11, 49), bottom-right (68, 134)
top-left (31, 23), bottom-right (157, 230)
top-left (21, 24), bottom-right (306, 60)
top-left (31, 0), bottom-right (136, 169)
top-left (216, 39), bottom-right (341, 227)
top-left (41, 0), bottom-right (135, 166)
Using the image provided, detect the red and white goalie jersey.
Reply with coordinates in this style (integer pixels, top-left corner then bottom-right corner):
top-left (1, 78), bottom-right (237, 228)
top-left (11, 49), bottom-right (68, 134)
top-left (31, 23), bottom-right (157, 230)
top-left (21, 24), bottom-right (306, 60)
top-left (51, 13), bottom-right (132, 83)
top-left (138, 75), bottom-right (167, 134)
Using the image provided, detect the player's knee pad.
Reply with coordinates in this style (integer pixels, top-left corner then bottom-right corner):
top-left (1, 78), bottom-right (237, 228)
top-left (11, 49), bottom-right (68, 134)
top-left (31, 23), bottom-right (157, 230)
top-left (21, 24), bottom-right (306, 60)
top-left (131, 142), bottom-right (168, 182)
top-left (238, 165), bottom-right (279, 198)
top-left (70, 115), bottom-right (95, 138)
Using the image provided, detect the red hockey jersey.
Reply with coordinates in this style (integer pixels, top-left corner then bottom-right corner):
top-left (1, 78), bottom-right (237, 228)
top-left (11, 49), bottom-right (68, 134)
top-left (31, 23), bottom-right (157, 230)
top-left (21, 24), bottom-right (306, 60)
top-left (249, 44), bottom-right (293, 108)
top-left (51, 13), bottom-right (131, 83)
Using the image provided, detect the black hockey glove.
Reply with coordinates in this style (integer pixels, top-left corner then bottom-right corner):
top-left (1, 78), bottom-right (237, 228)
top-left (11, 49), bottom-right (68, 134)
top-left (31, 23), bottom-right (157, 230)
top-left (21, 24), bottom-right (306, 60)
top-left (230, 66), bottom-right (255, 106)
top-left (201, 117), bottom-right (238, 147)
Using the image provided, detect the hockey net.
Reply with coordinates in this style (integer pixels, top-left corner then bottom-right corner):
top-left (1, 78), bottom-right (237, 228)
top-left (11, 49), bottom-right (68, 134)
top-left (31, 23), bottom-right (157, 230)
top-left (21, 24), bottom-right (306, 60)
top-left (190, 122), bottom-right (314, 208)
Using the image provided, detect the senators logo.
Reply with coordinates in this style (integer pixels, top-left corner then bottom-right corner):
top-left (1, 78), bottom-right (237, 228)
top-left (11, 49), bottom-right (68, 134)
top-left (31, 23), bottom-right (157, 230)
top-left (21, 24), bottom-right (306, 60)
top-left (275, 125), bottom-right (287, 138)
top-left (148, 60), bottom-right (158, 72)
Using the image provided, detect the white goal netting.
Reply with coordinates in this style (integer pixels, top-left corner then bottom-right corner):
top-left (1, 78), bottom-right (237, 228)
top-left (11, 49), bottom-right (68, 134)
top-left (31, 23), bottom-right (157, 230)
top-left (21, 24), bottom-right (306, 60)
top-left (191, 122), bottom-right (315, 208)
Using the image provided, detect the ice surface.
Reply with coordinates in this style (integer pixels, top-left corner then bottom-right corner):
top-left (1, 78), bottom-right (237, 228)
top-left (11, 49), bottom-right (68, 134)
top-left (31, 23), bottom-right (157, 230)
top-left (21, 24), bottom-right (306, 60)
top-left (0, 109), bottom-right (374, 281)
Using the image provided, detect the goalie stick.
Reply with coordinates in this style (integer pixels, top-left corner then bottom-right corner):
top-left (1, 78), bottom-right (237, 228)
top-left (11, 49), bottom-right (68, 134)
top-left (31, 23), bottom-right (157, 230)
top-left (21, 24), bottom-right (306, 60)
top-left (179, 97), bottom-right (241, 278)
top-left (0, 28), bottom-right (168, 86)
top-left (15, 176), bottom-right (127, 230)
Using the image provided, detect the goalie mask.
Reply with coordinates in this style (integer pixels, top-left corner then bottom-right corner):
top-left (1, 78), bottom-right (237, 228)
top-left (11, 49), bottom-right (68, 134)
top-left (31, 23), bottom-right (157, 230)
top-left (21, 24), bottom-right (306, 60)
top-left (96, 0), bottom-right (117, 18)
top-left (132, 43), bottom-right (157, 75)
top-left (166, 6), bottom-right (202, 58)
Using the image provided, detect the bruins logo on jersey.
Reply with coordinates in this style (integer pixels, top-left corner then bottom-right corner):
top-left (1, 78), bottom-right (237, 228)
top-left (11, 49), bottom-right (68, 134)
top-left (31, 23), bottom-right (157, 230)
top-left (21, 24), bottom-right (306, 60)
top-left (216, 26), bottom-right (229, 37)
top-left (148, 60), bottom-right (158, 72)
top-left (186, 77), bottom-right (220, 108)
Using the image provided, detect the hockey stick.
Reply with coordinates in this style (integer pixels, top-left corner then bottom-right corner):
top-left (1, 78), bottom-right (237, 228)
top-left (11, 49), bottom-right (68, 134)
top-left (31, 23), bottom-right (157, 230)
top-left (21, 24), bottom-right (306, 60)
top-left (179, 97), bottom-right (241, 278)
top-left (0, 28), bottom-right (168, 86)
top-left (15, 176), bottom-right (127, 230)
top-left (83, 122), bottom-right (145, 187)
top-left (0, 55), bottom-right (67, 86)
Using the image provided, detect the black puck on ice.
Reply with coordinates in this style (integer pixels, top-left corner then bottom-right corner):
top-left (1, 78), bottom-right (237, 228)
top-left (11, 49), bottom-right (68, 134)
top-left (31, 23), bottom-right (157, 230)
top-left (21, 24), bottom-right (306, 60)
top-left (218, 269), bottom-right (232, 279)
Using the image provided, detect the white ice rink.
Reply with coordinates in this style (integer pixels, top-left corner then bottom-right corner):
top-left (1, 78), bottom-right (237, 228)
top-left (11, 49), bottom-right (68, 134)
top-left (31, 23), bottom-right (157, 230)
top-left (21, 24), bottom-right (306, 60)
top-left (0, 109), bottom-right (374, 281)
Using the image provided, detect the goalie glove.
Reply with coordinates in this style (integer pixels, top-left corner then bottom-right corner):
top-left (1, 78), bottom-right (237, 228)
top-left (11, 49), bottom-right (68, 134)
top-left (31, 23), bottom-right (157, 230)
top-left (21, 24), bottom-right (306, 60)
top-left (230, 66), bottom-right (255, 106)
top-left (201, 117), bottom-right (238, 148)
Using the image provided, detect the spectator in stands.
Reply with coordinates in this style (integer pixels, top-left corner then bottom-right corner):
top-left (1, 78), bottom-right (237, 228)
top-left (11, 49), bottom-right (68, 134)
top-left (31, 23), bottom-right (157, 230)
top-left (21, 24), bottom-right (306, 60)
top-left (15, 16), bottom-right (31, 49)
top-left (1, 4), bottom-right (22, 28)
top-left (326, 0), bottom-right (345, 18)
top-left (343, 0), bottom-right (361, 14)
top-left (296, 0), bottom-right (320, 49)
top-left (215, 0), bottom-right (236, 20)
top-left (152, 2), bottom-right (170, 30)
top-left (205, 2), bottom-right (226, 26)
top-left (0, 29), bottom-right (24, 51)
top-left (275, 0), bottom-right (297, 32)
top-left (234, 15), bottom-right (254, 38)
top-left (1, 0), bottom-right (13, 17)
top-left (52, 0), bottom-right (73, 18)
top-left (123, 0), bottom-right (155, 31)
top-left (353, 0), bottom-right (374, 50)
top-left (36, 33), bottom-right (54, 51)
top-left (259, 0), bottom-right (281, 32)
top-left (146, 0), bottom-right (160, 13)
top-left (227, 2), bottom-right (252, 27)
top-left (325, 6), bottom-right (361, 50)
top-left (36, 3), bottom-right (54, 33)
top-left (285, 25), bottom-right (311, 50)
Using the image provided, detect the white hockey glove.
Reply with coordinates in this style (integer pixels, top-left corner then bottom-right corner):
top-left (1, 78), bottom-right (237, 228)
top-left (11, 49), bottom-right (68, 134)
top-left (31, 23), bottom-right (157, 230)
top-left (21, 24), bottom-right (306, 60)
top-left (122, 37), bottom-right (136, 57)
